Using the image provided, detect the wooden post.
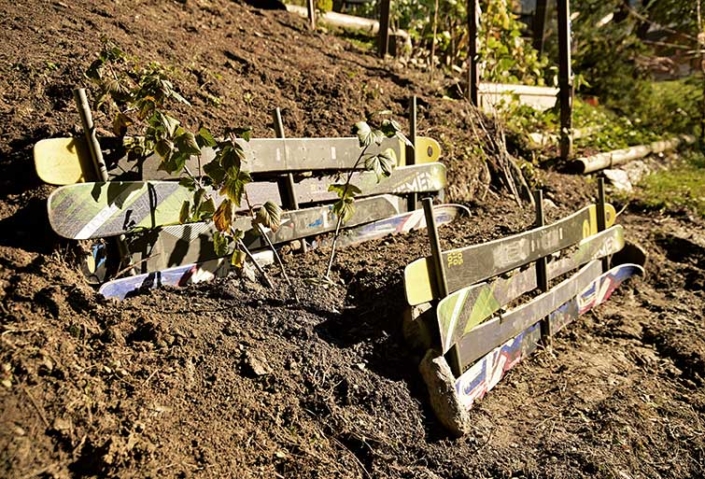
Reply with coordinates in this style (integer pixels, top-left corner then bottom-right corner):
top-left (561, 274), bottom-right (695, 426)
top-left (407, 96), bottom-right (418, 211)
top-left (378, 0), bottom-right (391, 57)
top-left (306, 0), bottom-right (316, 29)
top-left (557, 0), bottom-right (573, 160)
top-left (532, 0), bottom-right (549, 56)
top-left (467, 0), bottom-right (479, 105)
top-left (534, 189), bottom-right (552, 348)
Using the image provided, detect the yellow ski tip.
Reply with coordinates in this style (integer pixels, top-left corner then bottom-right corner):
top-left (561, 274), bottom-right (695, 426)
top-left (404, 257), bottom-right (436, 306)
top-left (33, 137), bottom-right (90, 185)
top-left (415, 137), bottom-right (441, 164)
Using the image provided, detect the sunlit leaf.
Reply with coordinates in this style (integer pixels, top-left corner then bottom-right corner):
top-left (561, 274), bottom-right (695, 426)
top-left (328, 183), bottom-right (362, 199)
top-left (365, 149), bottom-right (396, 181)
top-left (254, 201), bottom-right (282, 232)
top-left (220, 170), bottom-right (252, 206)
top-left (213, 199), bottom-right (233, 232)
top-left (213, 230), bottom-right (229, 256)
top-left (353, 121), bottom-right (372, 147)
top-left (333, 197), bottom-right (355, 224)
top-left (231, 249), bottom-right (246, 268)
top-left (219, 143), bottom-right (243, 173)
top-left (197, 196), bottom-right (217, 218)
top-left (179, 200), bottom-right (191, 224)
top-left (196, 127), bottom-right (217, 148)
top-left (174, 131), bottom-right (201, 156)
top-left (156, 111), bottom-right (180, 137)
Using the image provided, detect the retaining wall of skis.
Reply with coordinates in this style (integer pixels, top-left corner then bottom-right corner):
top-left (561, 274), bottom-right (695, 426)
top-left (402, 183), bottom-right (647, 436)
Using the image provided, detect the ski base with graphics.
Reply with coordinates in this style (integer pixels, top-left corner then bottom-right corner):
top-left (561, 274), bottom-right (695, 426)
top-left (48, 162), bottom-right (445, 239)
top-left (453, 261), bottom-right (644, 411)
top-left (436, 225), bottom-right (625, 354)
top-left (34, 136), bottom-right (442, 185)
top-left (99, 204), bottom-right (466, 300)
top-left (404, 203), bottom-right (617, 306)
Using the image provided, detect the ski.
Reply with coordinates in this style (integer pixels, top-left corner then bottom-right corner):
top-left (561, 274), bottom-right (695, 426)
top-left (404, 203), bottom-right (617, 306)
top-left (314, 204), bottom-right (470, 250)
top-left (98, 252), bottom-right (276, 301)
top-left (125, 195), bottom-right (405, 273)
top-left (453, 262), bottom-right (644, 410)
top-left (98, 204), bottom-right (466, 300)
top-left (34, 136), bottom-right (442, 185)
top-left (48, 162), bottom-right (445, 240)
top-left (436, 225), bottom-right (625, 354)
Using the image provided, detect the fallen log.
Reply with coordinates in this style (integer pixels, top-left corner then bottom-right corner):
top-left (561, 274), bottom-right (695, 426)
top-left (574, 135), bottom-right (696, 174)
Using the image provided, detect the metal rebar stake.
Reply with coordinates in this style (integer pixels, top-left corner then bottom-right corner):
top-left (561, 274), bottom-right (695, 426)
top-left (407, 96), bottom-right (418, 211)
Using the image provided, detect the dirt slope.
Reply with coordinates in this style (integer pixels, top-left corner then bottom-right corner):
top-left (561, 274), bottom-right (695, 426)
top-left (2, 1), bottom-right (705, 478)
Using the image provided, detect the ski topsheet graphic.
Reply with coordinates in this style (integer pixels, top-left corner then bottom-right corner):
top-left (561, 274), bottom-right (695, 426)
top-left (453, 262), bottom-right (644, 410)
top-left (34, 136), bottom-right (442, 185)
top-left (435, 225), bottom-right (625, 354)
top-left (47, 162), bottom-right (446, 239)
top-left (404, 203), bottom-right (617, 306)
top-left (99, 204), bottom-right (467, 300)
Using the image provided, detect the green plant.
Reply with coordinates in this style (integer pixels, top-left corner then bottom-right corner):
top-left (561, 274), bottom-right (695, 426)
top-left (324, 112), bottom-right (410, 279)
top-left (86, 39), bottom-right (291, 293)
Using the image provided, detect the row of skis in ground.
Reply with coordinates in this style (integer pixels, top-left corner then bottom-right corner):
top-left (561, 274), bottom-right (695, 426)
top-left (403, 185), bottom-right (646, 431)
top-left (35, 99), bottom-right (470, 299)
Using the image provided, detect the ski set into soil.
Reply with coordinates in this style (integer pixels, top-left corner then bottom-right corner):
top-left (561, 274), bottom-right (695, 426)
top-left (36, 133), bottom-right (466, 298)
top-left (402, 194), bottom-right (645, 430)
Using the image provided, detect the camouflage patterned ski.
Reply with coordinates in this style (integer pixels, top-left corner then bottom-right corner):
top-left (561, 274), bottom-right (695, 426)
top-left (34, 136), bottom-right (442, 185)
top-left (48, 162), bottom-right (445, 239)
top-left (99, 204), bottom-right (466, 300)
top-left (436, 225), bottom-right (625, 354)
top-left (404, 203), bottom-right (617, 306)
top-left (453, 262), bottom-right (644, 410)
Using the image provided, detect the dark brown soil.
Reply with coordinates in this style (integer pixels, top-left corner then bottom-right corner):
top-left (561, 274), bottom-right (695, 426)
top-left (2, 1), bottom-right (705, 478)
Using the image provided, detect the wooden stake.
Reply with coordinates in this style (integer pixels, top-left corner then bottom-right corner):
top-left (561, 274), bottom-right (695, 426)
top-left (597, 177), bottom-right (609, 272)
top-left (467, 0), bottom-right (479, 105)
top-left (532, 0), bottom-right (549, 56)
top-left (557, 0), bottom-right (573, 160)
top-left (378, 0), bottom-right (391, 57)
top-left (306, 0), bottom-right (316, 29)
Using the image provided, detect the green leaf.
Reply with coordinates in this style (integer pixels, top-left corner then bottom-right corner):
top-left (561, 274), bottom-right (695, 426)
top-left (231, 249), bottom-right (246, 268)
top-left (196, 127), bottom-right (217, 148)
top-left (354, 121), bottom-right (372, 147)
top-left (228, 127), bottom-right (252, 142)
top-left (254, 201), bottom-right (282, 232)
top-left (219, 143), bottom-right (243, 173)
top-left (174, 131), bottom-right (201, 156)
top-left (179, 200), bottom-right (191, 224)
top-left (396, 131), bottom-right (413, 147)
top-left (157, 111), bottom-right (181, 137)
top-left (155, 139), bottom-right (174, 161)
top-left (328, 183), bottom-right (362, 199)
top-left (197, 196), bottom-right (217, 218)
top-left (204, 160), bottom-right (226, 184)
top-left (112, 112), bottom-right (133, 137)
top-left (333, 197), bottom-right (355, 224)
top-left (213, 230), bottom-right (229, 256)
top-left (365, 149), bottom-right (396, 181)
top-left (179, 177), bottom-right (196, 190)
top-left (220, 170), bottom-right (252, 206)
